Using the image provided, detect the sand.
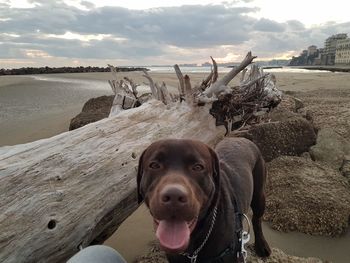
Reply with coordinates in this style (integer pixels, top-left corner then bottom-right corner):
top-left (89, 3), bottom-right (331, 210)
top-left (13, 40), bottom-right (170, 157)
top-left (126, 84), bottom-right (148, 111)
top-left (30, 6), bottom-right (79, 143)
top-left (1, 70), bottom-right (350, 262)
top-left (2, 70), bottom-right (348, 147)
top-left (0, 74), bottom-right (111, 146)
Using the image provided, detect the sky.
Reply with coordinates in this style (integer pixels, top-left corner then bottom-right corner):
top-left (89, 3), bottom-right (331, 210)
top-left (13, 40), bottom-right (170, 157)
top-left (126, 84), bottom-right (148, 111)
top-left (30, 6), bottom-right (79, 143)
top-left (0, 0), bottom-right (349, 68)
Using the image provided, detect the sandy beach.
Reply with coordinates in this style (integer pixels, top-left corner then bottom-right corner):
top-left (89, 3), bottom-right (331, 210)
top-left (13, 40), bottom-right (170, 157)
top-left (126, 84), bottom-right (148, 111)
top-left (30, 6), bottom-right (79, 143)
top-left (2, 69), bottom-right (349, 146)
top-left (0, 74), bottom-right (112, 146)
top-left (1, 69), bottom-right (350, 262)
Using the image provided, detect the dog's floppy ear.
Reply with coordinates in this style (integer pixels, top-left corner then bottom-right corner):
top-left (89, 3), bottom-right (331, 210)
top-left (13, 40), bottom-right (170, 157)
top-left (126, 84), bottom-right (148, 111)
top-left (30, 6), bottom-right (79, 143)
top-left (136, 149), bottom-right (146, 204)
top-left (208, 146), bottom-right (221, 191)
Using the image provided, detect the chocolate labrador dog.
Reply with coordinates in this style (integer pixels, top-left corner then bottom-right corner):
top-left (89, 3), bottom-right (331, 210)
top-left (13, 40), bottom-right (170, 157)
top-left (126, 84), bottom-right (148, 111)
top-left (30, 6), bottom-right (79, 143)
top-left (137, 138), bottom-right (271, 262)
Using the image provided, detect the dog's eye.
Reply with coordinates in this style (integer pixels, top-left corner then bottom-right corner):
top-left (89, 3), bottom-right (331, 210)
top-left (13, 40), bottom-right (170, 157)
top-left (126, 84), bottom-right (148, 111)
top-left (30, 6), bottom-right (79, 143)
top-left (192, 164), bottom-right (204, 171)
top-left (149, 162), bottom-right (161, 169)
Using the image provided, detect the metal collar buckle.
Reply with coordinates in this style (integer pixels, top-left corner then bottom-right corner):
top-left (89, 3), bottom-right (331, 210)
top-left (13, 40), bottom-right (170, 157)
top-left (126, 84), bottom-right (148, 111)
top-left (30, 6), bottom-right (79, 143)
top-left (237, 213), bottom-right (251, 263)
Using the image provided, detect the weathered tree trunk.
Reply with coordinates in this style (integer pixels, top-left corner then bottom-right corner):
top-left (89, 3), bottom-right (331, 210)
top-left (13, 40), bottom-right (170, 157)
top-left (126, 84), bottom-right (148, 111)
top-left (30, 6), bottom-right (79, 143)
top-left (0, 101), bottom-right (225, 263)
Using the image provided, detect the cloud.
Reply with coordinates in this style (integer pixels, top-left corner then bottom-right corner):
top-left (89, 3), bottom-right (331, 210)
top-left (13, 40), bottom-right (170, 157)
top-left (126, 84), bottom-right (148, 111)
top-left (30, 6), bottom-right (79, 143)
top-left (68, 5), bottom-right (259, 48)
top-left (286, 20), bottom-right (305, 31)
top-left (253, 18), bottom-right (285, 32)
top-left (0, 0), bottom-right (349, 67)
top-left (80, 1), bottom-right (95, 9)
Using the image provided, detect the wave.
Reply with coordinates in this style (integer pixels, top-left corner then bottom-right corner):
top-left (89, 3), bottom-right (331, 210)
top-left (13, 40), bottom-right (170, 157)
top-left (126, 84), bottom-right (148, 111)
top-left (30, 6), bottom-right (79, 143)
top-left (30, 75), bottom-right (110, 91)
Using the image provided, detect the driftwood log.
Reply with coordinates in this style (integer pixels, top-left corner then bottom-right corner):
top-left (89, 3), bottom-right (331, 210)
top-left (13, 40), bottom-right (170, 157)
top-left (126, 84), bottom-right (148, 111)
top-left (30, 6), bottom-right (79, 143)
top-left (0, 102), bottom-right (225, 263)
top-left (0, 52), bottom-right (280, 263)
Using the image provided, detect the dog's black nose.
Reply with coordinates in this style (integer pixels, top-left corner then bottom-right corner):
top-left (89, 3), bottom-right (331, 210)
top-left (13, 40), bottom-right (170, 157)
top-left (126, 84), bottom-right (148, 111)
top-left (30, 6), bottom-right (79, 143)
top-left (160, 184), bottom-right (188, 206)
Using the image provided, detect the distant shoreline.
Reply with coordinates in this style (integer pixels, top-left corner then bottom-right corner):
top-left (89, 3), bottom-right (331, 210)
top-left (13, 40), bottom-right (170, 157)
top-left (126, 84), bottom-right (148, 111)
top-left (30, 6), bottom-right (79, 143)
top-left (0, 66), bottom-right (149, 76)
top-left (297, 66), bottom-right (350, 73)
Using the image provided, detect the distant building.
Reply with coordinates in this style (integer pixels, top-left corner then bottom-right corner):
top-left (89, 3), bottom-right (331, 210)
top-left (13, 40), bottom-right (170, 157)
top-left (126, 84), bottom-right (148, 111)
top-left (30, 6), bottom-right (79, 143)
top-left (314, 48), bottom-right (325, 65)
top-left (289, 50), bottom-right (308, 66)
top-left (307, 45), bottom-right (318, 56)
top-left (335, 38), bottom-right (350, 65)
top-left (324, 33), bottom-right (348, 65)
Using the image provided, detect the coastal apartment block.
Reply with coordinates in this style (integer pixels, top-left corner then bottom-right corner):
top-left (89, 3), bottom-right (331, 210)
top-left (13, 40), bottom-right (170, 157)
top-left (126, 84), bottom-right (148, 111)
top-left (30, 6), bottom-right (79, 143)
top-left (290, 33), bottom-right (350, 66)
top-left (335, 38), bottom-right (350, 65)
top-left (324, 33), bottom-right (347, 65)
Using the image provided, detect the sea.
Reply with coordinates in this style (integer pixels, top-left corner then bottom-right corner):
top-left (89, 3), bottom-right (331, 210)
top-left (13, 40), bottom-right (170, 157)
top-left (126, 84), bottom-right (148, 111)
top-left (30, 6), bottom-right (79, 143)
top-left (148, 66), bottom-right (331, 74)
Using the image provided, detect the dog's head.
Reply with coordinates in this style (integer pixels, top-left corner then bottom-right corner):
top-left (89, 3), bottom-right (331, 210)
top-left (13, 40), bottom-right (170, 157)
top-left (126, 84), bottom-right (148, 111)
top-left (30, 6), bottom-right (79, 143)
top-left (137, 139), bottom-right (220, 254)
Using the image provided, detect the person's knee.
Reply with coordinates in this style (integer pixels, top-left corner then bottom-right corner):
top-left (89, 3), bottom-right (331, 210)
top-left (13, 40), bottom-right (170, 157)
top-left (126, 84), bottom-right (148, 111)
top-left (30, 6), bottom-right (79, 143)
top-left (67, 245), bottom-right (126, 263)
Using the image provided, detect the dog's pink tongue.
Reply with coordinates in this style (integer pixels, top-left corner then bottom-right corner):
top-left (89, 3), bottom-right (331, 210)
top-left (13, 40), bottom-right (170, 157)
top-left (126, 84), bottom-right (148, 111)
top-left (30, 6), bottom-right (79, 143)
top-left (156, 220), bottom-right (190, 251)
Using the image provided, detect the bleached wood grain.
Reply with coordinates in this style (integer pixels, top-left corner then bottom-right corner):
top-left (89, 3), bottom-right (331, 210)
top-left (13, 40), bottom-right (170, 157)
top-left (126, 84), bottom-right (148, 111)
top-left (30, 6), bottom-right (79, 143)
top-left (0, 100), bottom-right (225, 263)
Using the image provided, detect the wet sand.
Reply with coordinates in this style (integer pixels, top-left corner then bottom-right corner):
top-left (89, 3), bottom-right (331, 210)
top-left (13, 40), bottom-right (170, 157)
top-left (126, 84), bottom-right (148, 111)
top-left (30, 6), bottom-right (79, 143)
top-left (106, 204), bottom-right (350, 263)
top-left (0, 74), bottom-right (111, 146)
top-left (1, 70), bottom-right (350, 262)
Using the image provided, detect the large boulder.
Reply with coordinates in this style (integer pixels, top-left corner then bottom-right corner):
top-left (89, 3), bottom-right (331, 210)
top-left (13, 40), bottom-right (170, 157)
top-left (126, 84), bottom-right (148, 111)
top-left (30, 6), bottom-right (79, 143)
top-left (310, 128), bottom-right (350, 169)
top-left (237, 117), bottom-right (316, 161)
top-left (265, 156), bottom-right (350, 236)
top-left (231, 95), bottom-right (316, 162)
top-left (69, 95), bottom-right (114, 130)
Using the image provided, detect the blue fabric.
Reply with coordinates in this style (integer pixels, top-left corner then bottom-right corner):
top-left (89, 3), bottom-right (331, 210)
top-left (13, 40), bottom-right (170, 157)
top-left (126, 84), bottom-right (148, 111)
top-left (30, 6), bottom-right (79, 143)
top-left (67, 245), bottom-right (127, 263)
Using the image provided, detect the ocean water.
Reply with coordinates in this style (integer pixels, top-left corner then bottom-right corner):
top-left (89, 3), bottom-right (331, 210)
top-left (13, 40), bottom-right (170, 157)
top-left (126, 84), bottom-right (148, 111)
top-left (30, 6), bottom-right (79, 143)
top-left (148, 66), bottom-right (332, 74)
top-left (31, 74), bottom-right (111, 91)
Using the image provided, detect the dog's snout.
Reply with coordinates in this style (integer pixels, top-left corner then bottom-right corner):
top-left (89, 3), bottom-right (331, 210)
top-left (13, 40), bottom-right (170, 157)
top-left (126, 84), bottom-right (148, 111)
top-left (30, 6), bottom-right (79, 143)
top-left (160, 184), bottom-right (188, 206)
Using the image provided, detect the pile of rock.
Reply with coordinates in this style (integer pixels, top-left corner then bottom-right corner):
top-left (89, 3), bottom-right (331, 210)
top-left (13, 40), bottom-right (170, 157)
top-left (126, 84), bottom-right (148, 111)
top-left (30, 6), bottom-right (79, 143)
top-left (265, 156), bottom-right (350, 236)
top-left (261, 96), bottom-right (350, 237)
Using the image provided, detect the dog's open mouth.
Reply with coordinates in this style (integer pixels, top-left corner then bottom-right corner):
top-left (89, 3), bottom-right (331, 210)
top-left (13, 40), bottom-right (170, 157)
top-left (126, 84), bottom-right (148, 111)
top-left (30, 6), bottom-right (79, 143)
top-left (153, 217), bottom-right (197, 253)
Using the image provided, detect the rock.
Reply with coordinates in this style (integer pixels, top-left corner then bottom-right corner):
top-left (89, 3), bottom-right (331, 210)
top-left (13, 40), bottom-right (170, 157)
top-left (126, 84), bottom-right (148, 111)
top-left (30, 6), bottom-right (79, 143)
top-left (283, 90), bottom-right (297, 96)
top-left (69, 94), bottom-right (153, 130)
top-left (277, 94), bottom-right (304, 113)
top-left (237, 117), bottom-right (316, 161)
top-left (268, 95), bottom-right (312, 124)
top-left (246, 245), bottom-right (325, 263)
top-left (265, 156), bottom-right (350, 236)
top-left (340, 155), bottom-right (350, 179)
top-left (276, 94), bottom-right (298, 113)
top-left (309, 128), bottom-right (350, 169)
top-left (299, 109), bottom-right (314, 123)
top-left (69, 95), bottom-right (114, 130)
top-left (134, 241), bottom-right (325, 263)
top-left (300, 152), bottom-right (312, 159)
top-left (294, 97), bottom-right (304, 111)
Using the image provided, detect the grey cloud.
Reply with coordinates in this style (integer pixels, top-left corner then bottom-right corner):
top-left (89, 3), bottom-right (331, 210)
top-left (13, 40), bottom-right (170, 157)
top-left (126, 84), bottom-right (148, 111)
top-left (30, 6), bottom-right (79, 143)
top-left (44, 39), bottom-right (165, 60)
top-left (0, 1), bottom-right (79, 35)
top-left (70, 5), bottom-right (259, 47)
top-left (0, 1), bottom-right (349, 63)
top-left (251, 21), bottom-right (350, 58)
top-left (319, 21), bottom-right (350, 36)
top-left (222, 0), bottom-right (255, 7)
top-left (1, 3), bottom-right (258, 47)
top-left (253, 18), bottom-right (285, 32)
top-left (285, 20), bottom-right (305, 31)
top-left (253, 33), bottom-right (302, 53)
top-left (3, 33), bottom-right (166, 60)
top-left (0, 2), bottom-right (10, 13)
top-left (0, 43), bottom-right (26, 58)
top-left (80, 1), bottom-right (95, 9)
